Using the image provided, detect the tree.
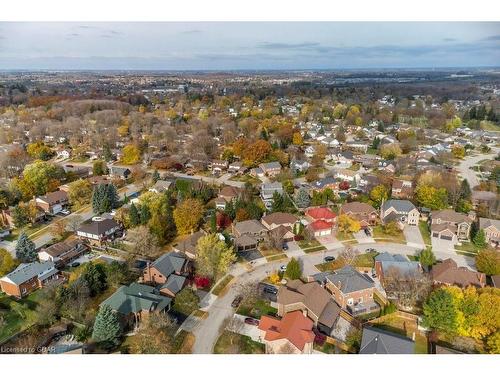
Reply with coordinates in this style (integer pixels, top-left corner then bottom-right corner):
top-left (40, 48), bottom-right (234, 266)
top-left (15, 232), bottom-right (37, 263)
top-left (128, 202), bottom-right (140, 227)
top-left (195, 233), bottom-right (236, 281)
top-left (128, 226), bottom-right (160, 257)
top-left (380, 144), bottom-right (402, 160)
top-left (337, 214), bottom-right (361, 234)
top-left (68, 179), bottom-right (92, 209)
top-left (475, 249), bottom-right (500, 276)
top-left (473, 229), bottom-right (487, 249)
top-left (81, 262), bottom-right (107, 297)
top-left (130, 312), bottom-right (177, 354)
top-left (120, 144), bottom-right (141, 165)
top-left (67, 214), bottom-right (83, 233)
top-left (92, 160), bottom-right (108, 176)
top-left (139, 204), bottom-right (151, 225)
top-left (173, 198), bottom-right (205, 235)
top-left (292, 132), bottom-right (303, 145)
top-left (242, 140), bottom-right (272, 167)
top-left (22, 160), bottom-right (65, 196)
top-left (92, 184), bottom-right (118, 214)
top-left (50, 218), bottom-right (67, 240)
top-left (26, 142), bottom-right (54, 161)
top-left (414, 184), bottom-right (448, 210)
top-left (419, 247), bottom-right (436, 268)
top-left (11, 204), bottom-right (30, 228)
top-left (295, 188), bottom-right (311, 208)
top-left (172, 288), bottom-right (200, 316)
top-left (152, 169), bottom-right (160, 183)
top-left (451, 145), bottom-right (466, 159)
top-left (285, 257), bottom-right (302, 280)
top-left (92, 305), bottom-right (122, 349)
top-left (305, 168), bottom-right (320, 183)
top-left (369, 184), bottom-right (389, 208)
top-left (0, 248), bottom-right (17, 276)
top-left (422, 288), bottom-right (458, 334)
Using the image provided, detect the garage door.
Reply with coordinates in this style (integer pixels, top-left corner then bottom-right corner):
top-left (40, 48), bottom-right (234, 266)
top-left (441, 235), bottom-right (453, 241)
top-left (320, 230), bottom-right (330, 236)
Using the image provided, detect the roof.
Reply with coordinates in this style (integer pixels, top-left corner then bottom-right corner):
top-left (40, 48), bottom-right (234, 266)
top-left (491, 275), bottom-right (500, 288)
top-left (259, 161), bottom-right (281, 170)
top-left (381, 199), bottom-right (417, 213)
top-left (173, 230), bottom-right (205, 256)
top-left (261, 212), bottom-right (297, 227)
top-left (41, 238), bottom-right (84, 258)
top-left (77, 218), bottom-right (119, 236)
top-left (432, 209), bottom-right (472, 224)
top-left (150, 252), bottom-right (187, 277)
top-left (258, 311), bottom-right (315, 351)
top-left (479, 217), bottom-right (500, 231)
top-left (150, 180), bottom-right (172, 191)
top-left (261, 182), bottom-right (283, 191)
top-left (360, 326), bottom-right (415, 354)
top-left (318, 300), bottom-right (341, 328)
top-left (101, 282), bottom-right (172, 315)
top-left (312, 176), bottom-right (338, 189)
top-left (341, 202), bottom-right (377, 215)
top-left (234, 234), bottom-right (258, 247)
top-left (277, 280), bottom-right (332, 319)
top-left (1, 261), bottom-right (56, 286)
top-left (305, 207), bottom-right (336, 220)
top-left (309, 220), bottom-right (332, 231)
top-left (233, 219), bottom-right (267, 235)
top-left (37, 190), bottom-right (68, 204)
top-left (326, 266), bottom-right (374, 294)
top-left (375, 252), bottom-right (420, 277)
top-left (219, 185), bottom-right (241, 198)
top-left (160, 274), bottom-right (186, 295)
top-left (431, 259), bottom-right (485, 288)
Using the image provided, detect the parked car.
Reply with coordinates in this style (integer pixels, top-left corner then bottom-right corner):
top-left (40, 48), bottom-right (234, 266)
top-left (279, 265), bottom-right (287, 272)
top-left (263, 285), bottom-right (278, 295)
top-left (324, 256), bottom-right (335, 262)
top-left (60, 209), bottom-right (71, 216)
top-left (282, 243), bottom-right (289, 250)
top-left (366, 248), bottom-right (376, 253)
top-left (244, 317), bottom-right (260, 326)
top-left (231, 295), bottom-right (243, 308)
top-left (71, 262), bottom-right (80, 267)
top-left (364, 228), bottom-right (371, 236)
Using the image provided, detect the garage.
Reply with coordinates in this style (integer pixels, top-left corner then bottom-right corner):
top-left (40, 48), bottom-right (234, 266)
top-left (440, 235), bottom-right (453, 241)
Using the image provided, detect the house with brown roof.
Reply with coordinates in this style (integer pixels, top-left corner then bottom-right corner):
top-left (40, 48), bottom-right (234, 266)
top-left (172, 230), bottom-right (205, 259)
top-left (261, 212), bottom-right (297, 231)
top-left (339, 202), bottom-right (378, 227)
top-left (38, 238), bottom-right (88, 267)
top-left (479, 217), bottom-right (500, 248)
top-left (215, 186), bottom-right (242, 210)
top-left (35, 190), bottom-right (69, 215)
top-left (232, 219), bottom-right (268, 252)
top-left (258, 311), bottom-right (315, 354)
top-left (391, 179), bottom-right (414, 199)
top-left (76, 217), bottom-right (122, 245)
top-left (430, 209), bottom-right (473, 242)
top-left (430, 259), bottom-right (486, 288)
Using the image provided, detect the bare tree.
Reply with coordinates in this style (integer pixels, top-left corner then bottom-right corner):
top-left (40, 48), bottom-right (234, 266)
top-left (338, 246), bottom-right (359, 266)
top-left (383, 267), bottom-right (431, 310)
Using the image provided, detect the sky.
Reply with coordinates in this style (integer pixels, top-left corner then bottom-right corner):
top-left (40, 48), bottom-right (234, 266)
top-left (0, 22), bottom-right (499, 70)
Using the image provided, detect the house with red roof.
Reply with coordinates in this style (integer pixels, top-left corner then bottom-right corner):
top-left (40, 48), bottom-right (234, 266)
top-left (258, 311), bottom-right (315, 354)
top-left (305, 206), bottom-right (336, 237)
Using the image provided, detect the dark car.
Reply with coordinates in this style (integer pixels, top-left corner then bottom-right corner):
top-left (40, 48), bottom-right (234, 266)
top-left (231, 295), bottom-right (243, 308)
top-left (324, 256), bottom-right (335, 262)
top-left (366, 248), bottom-right (376, 253)
top-left (71, 262), bottom-right (80, 267)
top-left (263, 285), bottom-right (278, 295)
top-left (364, 228), bottom-right (371, 236)
top-left (244, 317), bottom-right (260, 326)
top-left (282, 243), bottom-right (289, 250)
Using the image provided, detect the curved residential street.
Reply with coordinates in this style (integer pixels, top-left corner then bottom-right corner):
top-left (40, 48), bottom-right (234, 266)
top-left (190, 239), bottom-right (476, 353)
top-left (456, 147), bottom-right (499, 188)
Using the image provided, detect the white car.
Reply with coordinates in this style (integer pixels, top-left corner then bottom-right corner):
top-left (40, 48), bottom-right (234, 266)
top-left (279, 265), bottom-right (287, 272)
top-left (60, 209), bottom-right (71, 216)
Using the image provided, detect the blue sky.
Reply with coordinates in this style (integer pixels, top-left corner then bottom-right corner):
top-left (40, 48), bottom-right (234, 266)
top-left (0, 22), bottom-right (499, 70)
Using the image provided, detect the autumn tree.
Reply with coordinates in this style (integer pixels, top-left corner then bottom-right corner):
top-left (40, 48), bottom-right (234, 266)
top-left (0, 248), bottom-right (17, 276)
top-left (128, 225), bottom-right (160, 257)
top-left (380, 144), bottom-right (402, 159)
top-left (130, 313), bottom-right (177, 354)
top-left (475, 249), bottom-right (500, 276)
top-left (337, 214), bottom-right (361, 235)
top-left (22, 160), bottom-right (65, 197)
top-left (92, 160), bottom-right (108, 176)
top-left (242, 140), bottom-right (272, 167)
top-left (120, 144), bottom-right (141, 165)
top-left (173, 198), bottom-right (205, 235)
top-left (195, 233), bottom-right (236, 281)
top-left (285, 257), bottom-right (302, 280)
top-left (414, 184), bottom-right (448, 210)
top-left (26, 142), bottom-right (54, 161)
top-left (369, 184), bottom-right (389, 208)
top-left (68, 179), bottom-right (92, 209)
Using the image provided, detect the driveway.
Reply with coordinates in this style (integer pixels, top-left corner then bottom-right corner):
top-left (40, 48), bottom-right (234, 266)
top-left (229, 314), bottom-right (262, 342)
top-left (403, 225), bottom-right (425, 249)
top-left (353, 230), bottom-right (375, 244)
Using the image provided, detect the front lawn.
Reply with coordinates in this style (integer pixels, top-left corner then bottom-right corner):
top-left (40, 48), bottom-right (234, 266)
top-left (315, 251), bottom-right (378, 272)
top-left (418, 221), bottom-right (432, 247)
top-left (455, 241), bottom-right (484, 256)
top-left (214, 331), bottom-right (265, 354)
top-left (237, 299), bottom-right (277, 319)
top-left (336, 232), bottom-right (354, 241)
top-left (372, 225), bottom-right (406, 243)
top-left (229, 174), bottom-right (261, 185)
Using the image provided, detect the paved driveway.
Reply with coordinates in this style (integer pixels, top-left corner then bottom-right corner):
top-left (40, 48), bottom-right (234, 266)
top-left (403, 225), bottom-right (425, 249)
top-left (353, 230), bottom-right (375, 244)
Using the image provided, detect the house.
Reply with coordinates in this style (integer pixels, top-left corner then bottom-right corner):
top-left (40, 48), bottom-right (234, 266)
top-left (228, 162), bottom-right (246, 174)
top-left (233, 219), bottom-right (268, 252)
top-left (259, 162), bottom-right (282, 177)
top-left (358, 174), bottom-right (382, 195)
top-left (216, 185), bottom-right (242, 209)
top-left (38, 238), bottom-right (88, 267)
top-left (142, 252), bottom-right (189, 297)
top-left (344, 141), bottom-right (368, 154)
top-left (290, 159), bottom-right (310, 174)
top-left (258, 311), bottom-right (315, 354)
top-left (261, 212), bottom-right (297, 231)
top-left (471, 190), bottom-right (497, 208)
top-left (276, 279), bottom-right (342, 337)
top-left (333, 169), bottom-right (360, 185)
top-left (56, 149), bottom-right (71, 159)
top-left (380, 199), bottom-right (420, 227)
top-left (35, 190), bottom-right (69, 215)
top-left (374, 252), bottom-right (421, 287)
top-left (172, 230), bottom-right (205, 259)
top-left (148, 180), bottom-right (172, 194)
top-left (210, 160), bottom-right (229, 175)
top-left (304, 206), bottom-right (337, 237)
top-left (311, 176), bottom-right (338, 193)
top-left (260, 182), bottom-right (284, 210)
top-left (431, 259), bottom-right (486, 288)
top-left (322, 266), bottom-right (378, 316)
top-left (479, 217), bottom-right (500, 248)
top-left (109, 165), bottom-right (131, 180)
top-left (359, 326), bottom-right (415, 354)
top-left (430, 209), bottom-right (474, 242)
top-left (0, 261), bottom-right (61, 298)
top-left (76, 217), bottom-right (121, 244)
top-left (250, 167), bottom-right (264, 179)
top-left (391, 179), bottom-right (414, 199)
top-left (339, 202), bottom-right (379, 227)
top-left (100, 283), bottom-right (172, 329)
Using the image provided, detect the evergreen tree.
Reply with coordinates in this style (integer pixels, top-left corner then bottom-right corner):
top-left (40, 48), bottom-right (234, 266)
top-left (295, 188), bottom-right (311, 208)
top-left (92, 184), bottom-right (103, 214)
top-left (81, 262), bottom-right (107, 297)
top-left (473, 229), bottom-right (487, 249)
top-left (92, 305), bottom-right (122, 349)
top-left (377, 122), bottom-right (385, 132)
top-left (105, 184), bottom-right (119, 211)
top-left (103, 144), bottom-right (113, 162)
top-left (210, 210), bottom-right (217, 233)
top-left (372, 136), bottom-right (381, 149)
top-left (271, 191), bottom-right (284, 212)
top-left (285, 257), bottom-right (302, 280)
top-left (224, 200), bottom-right (236, 220)
top-left (129, 203), bottom-right (140, 227)
top-left (459, 179), bottom-right (472, 201)
top-left (15, 232), bottom-right (37, 263)
top-left (419, 247), bottom-right (436, 268)
top-left (139, 204), bottom-right (151, 225)
top-left (152, 169), bottom-right (160, 183)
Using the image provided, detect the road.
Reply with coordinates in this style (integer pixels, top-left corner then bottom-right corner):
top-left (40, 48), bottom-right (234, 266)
top-left (190, 238), bottom-right (475, 353)
top-left (456, 147), bottom-right (499, 188)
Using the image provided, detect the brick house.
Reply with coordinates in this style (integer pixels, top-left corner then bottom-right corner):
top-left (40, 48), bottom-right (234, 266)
top-left (35, 190), bottom-right (69, 215)
top-left (339, 202), bottom-right (379, 227)
top-left (38, 238), bottom-right (88, 267)
top-left (0, 261), bottom-right (61, 298)
top-left (479, 217), bottom-right (500, 248)
top-left (431, 259), bottom-right (486, 288)
top-left (311, 176), bottom-right (339, 193)
top-left (430, 209), bottom-right (474, 242)
top-left (259, 161), bottom-right (282, 177)
top-left (76, 217), bottom-right (122, 245)
top-left (172, 230), bottom-right (205, 259)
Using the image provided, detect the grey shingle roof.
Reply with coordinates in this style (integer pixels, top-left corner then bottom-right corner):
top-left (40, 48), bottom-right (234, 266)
top-left (375, 252), bottom-right (420, 277)
top-left (326, 266), bottom-right (374, 293)
top-left (360, 326), bottom-right (415, 354)
top-left (77, 218), bottom-right (119, 236)
top-left (381, 199), bottom-right (416, 213)
top-left (101, 283), bottom-right (172, 315)
top-left (1, 261), bottom-right (56, 285)
top-left (152, 252), bottom-right (187, 277)
top-left (161, 274), bottom-right (186, 295)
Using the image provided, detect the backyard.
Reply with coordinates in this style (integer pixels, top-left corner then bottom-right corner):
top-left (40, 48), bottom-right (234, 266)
top-left (0, 291), bottom-right (42, 344)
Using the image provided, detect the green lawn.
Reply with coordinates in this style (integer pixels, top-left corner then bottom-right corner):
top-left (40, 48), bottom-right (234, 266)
top-left (336, 231), bottom-right (354, 241)
top-left (0, 291), bottom-right (42, 344)
top-left (372, 225), bottom-right (406, 243)
top-left (266, 253), bottom-right (288, 262)
top-left (316, 251), bottom-right (378, 272)
top-left (237, 299), bottom-right (277, 319)
top-left (303, 245), bottom-right (327, 253)
top-left (212, 274), bottom-right (234, 296)
top-left (229, 174), bottom-right (261, 185)
top-left (214, 331), bottom-right (265, 354)
top-left (314, 341), bottom-right (339, 354)
top-left (418, 221), bottom-right (432, 247)
top-left (455, 241), bottom-right (485, 255)
top-left (3, 222), bottom-right (47, 241)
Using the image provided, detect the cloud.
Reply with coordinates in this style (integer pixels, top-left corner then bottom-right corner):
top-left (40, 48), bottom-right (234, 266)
top-left (180, 29), bottom-right (202, 35)
top-left (258, 42), bottom-right (321, 50)
top-left (443, 38), bottom-right (457, 42)
top-left (481, 35), bottom-right (500, 41)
